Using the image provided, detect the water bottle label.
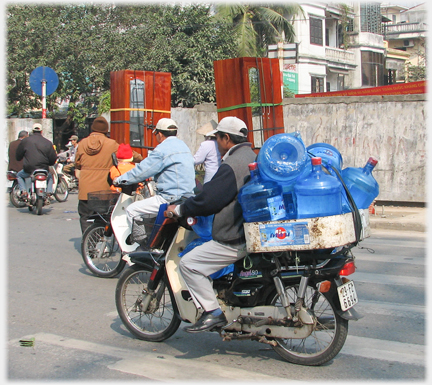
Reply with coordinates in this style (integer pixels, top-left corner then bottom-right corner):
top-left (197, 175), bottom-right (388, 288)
top-left (267, 195), bottom-right (286, 221)
top-left (258, 222), bottom-right (310, 247)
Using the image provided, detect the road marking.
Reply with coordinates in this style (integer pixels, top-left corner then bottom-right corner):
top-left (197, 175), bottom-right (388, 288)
top-left (342, 335), bottom-right (425, 366)
top-left (9, 333), bottom-right (290, 382)
top-left (352, 272), bottom-right (424, 287)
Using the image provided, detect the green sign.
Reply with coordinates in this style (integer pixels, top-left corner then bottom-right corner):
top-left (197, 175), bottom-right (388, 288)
top-left (283, 71), bottom-right (298, 94)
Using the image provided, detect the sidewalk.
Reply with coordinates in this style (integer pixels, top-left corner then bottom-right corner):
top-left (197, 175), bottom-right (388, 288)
top-left (368, 204), bottom-right (427, 232)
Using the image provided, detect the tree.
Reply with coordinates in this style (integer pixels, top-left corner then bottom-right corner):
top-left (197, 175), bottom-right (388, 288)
top-left (406, 38), bottom-right (427, 82)
top-left (6, 4), bottom-right (237, 132)
top-left (213, 3), bottom-right (303, 57)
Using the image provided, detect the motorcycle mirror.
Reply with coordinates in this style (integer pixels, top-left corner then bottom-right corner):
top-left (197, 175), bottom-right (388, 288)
top-left (111, 152), bottom-right (119, 167)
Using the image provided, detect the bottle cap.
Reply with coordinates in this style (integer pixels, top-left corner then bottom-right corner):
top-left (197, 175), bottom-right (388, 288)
top-left (311, 157), bottom-right (322, 166)
top-left (248, 162), bottom-right (258, 171)
top-left (368, 157), bottom-right (378, 166)
top-left (187, 217), bottom-right (197, 226)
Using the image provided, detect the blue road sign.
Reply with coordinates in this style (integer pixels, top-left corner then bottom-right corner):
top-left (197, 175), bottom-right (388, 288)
top-left (29, 66), bottom-right (59, 96)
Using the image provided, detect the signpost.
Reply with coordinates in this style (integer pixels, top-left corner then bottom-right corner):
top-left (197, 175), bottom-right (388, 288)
top-left (29, 66), bottom-right (59, 118)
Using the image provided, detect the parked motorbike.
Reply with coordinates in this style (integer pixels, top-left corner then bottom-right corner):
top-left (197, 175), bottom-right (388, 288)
top-left (14, 169), bottom-right (51, 215)
top-left (7, 170), bottom-right (26, 208)
top-left (114, 205), bottom-right (364, 366)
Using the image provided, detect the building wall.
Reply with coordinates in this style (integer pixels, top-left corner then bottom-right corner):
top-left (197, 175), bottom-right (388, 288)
top-left (6, 95), bottom-right (426, 203)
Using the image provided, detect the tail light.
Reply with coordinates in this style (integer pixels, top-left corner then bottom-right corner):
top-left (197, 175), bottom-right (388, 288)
top-left (7, 172), bottom-right (16, 181)
top-left (339, 261), bottom-right (356, 276)
top-left (35, 174), bottom-right (47, 181)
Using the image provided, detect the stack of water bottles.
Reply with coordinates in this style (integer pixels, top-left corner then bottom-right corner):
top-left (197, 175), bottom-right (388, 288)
top-left (238, 131), bottom-right (379, 223)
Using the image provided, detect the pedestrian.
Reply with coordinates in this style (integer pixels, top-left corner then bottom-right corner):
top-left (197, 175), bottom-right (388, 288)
top-left (8, 130), bottom-right (29, 172)
top-left (16, 124), bottom-right (57, 199)
top-left (193, 120), bottom-right (221, 186)
top-left (74, 117), bottom-right (122, 234)
top-left (165, 116), bottom-right (257, 333)
top-left (113, 118), bottom-right (195, 250)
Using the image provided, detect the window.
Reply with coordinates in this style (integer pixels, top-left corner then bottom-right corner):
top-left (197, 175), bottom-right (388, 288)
top-left (311, 76), bottom-right (324, 93)
top-left (310, 17), bottom-right (323, 46)
top-left (361, 51), bottom-right (385, 87)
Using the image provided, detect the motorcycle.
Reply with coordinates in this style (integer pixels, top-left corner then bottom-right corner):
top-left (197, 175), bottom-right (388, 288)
top-left (56, 155), bottom-right (79, 192)
top-left (14, 169), bottom-right (51, 215)
top-left (114, 204), bottom-right (366, 366)
top-left (81, 153), bottom-right (155, 278)
top-left (7, 170), bottom-right (26, 208)
top-left (50, 160), bottom-right (70, 202)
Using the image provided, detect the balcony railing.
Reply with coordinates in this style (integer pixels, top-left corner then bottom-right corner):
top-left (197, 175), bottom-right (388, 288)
top-left (384, 22), bottom-right (427, 35)
top-left (325, 47), bottom-right (355, 64)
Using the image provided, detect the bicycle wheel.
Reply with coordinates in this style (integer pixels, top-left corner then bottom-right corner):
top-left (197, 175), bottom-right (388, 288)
top-left (269, 284), bottom-right (348, 366)
top-left (81, 223), bottom-right (125, 278)
top-left (54, 176), bottom-right (69, 202)
top-left (116, 265), bottom-right (181, 342)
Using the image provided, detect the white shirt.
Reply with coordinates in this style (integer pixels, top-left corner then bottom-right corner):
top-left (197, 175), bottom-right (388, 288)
top-left (193, 139), bottom-right (221, 183)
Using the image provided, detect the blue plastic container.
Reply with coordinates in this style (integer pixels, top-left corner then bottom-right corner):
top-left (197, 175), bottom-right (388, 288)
top-left (294, 157), bottom-right (343, 219)
top-left (341, 157), bottom-right (379, 210)
top-left (257, 132), bottom-right (308, 186)
top-left (238, 162), bottom-right (286, 222)
top-left (307, 143), bottom-right (343, 172)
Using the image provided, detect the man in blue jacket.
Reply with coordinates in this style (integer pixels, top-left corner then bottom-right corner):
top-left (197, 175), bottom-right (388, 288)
top-left (114, 118), bottom-right (195, 249)
top-left (16, 123), bottom-right (57, 199)
top-left (166, 116), bottom-right (257, 333)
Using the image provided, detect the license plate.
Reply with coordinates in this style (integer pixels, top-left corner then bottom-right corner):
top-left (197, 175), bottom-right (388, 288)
top-left (35, 180), bottom-right (47, 188)
top-left (337, 280), bottom-right (358, 311)
top-left (6, 180), bottom-right (13, 188)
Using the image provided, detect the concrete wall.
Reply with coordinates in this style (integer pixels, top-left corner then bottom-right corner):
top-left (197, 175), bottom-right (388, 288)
top-left (175, 94), bottom-right (426, 203)
top-left (5, 94), bottom-right (426, 203)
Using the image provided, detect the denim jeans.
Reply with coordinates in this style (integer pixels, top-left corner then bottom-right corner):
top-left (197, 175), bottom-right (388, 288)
top-left (17, 169), bottom-right (53, 193)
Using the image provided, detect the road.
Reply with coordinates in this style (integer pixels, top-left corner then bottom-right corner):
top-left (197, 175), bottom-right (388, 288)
top-left (5, 192), bottom-right (426, 381)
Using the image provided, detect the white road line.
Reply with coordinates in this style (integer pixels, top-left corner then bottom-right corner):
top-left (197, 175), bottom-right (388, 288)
top-left (9, 333), bottom-right (290, 382)
top-left (342, 335), bottom-right (425, 366)
top-left (352, 272), bottom-right (424, 287)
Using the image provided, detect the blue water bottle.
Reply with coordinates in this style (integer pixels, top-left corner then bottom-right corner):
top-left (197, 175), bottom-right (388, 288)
top-left (341, 157), bottom-right (379, 210)
top-left (238, 162), bottom-right (286, 222)
top-left (294, 157), bottom-right (343, 219)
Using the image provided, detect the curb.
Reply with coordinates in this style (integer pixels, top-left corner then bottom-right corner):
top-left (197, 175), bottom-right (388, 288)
top-left (369, 221), bottom-right (426, 233)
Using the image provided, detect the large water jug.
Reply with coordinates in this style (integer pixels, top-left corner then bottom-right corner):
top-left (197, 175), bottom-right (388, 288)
top-left (238, 162), bottom-right (286, 222)
top-left (307, 143), bottom-right (343, 174)
top-left (257, 131), bottom-right (308, 186)
top-left (294, 157), bottom-right (343, 219)
top-left (341, 157), bottom-right (379, 210)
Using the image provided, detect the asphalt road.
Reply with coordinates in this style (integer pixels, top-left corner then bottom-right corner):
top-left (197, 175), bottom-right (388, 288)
top-left (4, 192), bottom-right (426, 382)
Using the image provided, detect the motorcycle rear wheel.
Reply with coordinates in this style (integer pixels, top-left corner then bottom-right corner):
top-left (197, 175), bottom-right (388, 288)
top-left (36, 196), bottom-right (43, 215)
top-left (116, 265), bottom-right (181, 342)
top-left (10, 183), bottom-right (25, 208)
top-left (81, 223), bottom-right (125, 278)
top-left (54, 177), bottom-right (69, 202)
top-left (269, 284), bottom-right (348, 366)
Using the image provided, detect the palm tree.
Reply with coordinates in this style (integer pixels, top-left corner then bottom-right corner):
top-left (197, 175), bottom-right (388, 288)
top-left (214, 3), bottom-right (303, 57)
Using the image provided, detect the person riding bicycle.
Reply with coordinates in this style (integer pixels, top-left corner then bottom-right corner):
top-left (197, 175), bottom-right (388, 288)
top-left (15, 123), bottom-right (57, 200)
top-left (113, 118), bottom-right (195, 250)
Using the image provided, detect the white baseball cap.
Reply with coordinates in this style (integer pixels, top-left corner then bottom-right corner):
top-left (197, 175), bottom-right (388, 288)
top-left (153, 118), bottom-right (178, 133)
top-left (33, 123), bottom-right (43, 132)
top-left (207, 116), bottom-right (248, 138)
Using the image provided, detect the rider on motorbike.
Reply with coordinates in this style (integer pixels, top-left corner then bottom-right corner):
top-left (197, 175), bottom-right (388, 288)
top-left (166, 117), bottom-right (257, 333)
top-left (59, 135), bottom-right (78, 178)
top-left (113, 118), bottom-right (195, 250)
top-left (15, 123), bottom-right (57, 200)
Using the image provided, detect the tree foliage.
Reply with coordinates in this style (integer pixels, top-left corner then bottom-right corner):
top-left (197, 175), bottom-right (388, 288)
top-left (7, 4), bottom-right (237, 129)
top-left (213, 3), bottom-right (303, 57)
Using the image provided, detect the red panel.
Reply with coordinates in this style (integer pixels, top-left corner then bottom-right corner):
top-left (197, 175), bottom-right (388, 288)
top-left (214, 57), bottom-right (284, 152)
top-left (110, 70), bottom-right (171, 158)
top-left (295, 80), bottom-right (426, 98)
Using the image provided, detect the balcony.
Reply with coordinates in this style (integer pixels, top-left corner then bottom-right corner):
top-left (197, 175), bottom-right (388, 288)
top-left (385, 22), bottom-right (427, 35)
top-left (325, 47), bottom-right (355, 65)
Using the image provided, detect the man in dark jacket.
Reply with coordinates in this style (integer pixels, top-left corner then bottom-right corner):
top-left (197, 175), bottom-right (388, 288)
top-left (16, 123), bottom-right (57, 198)
top-left (8, 130), bottom-right (28, 172)
top-left (166, 116), bottom-right (257, 333)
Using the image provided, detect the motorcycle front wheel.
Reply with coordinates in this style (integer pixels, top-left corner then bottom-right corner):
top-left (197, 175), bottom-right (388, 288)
top-left (115, 265), bottom-right (181, 342)
top-left (81, 223), bottom-right (125, 278)
top-left (54, 176), bottom-right (69, 202)
top-left (269, 284), bottom-right (348, 366)
top-left (10, 183), bottom-right (25, 208)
